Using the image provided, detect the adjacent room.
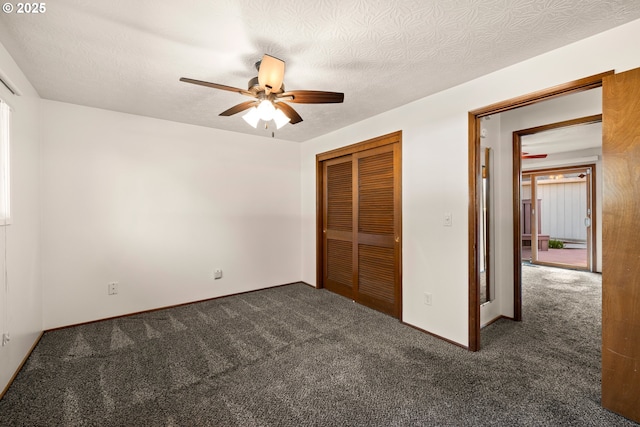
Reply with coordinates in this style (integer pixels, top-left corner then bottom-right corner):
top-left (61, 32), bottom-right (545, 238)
top-left (0, 1), bottom-right (639, 425)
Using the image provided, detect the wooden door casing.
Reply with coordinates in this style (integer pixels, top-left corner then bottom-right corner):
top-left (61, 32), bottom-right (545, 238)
top-left (470, 71), bottom-right (613, 348)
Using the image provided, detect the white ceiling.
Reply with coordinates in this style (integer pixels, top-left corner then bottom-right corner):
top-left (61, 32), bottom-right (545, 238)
top-left (522, 121), bottom-right (602, 155)
top-left (1, 0), bottom-right (639, 142)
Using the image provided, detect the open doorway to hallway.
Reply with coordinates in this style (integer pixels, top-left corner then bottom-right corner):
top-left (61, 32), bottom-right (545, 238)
top-left (520, 165), bottom-right (595, 271)
top-left (470, 69), bottom-right (640, 423)
top-left (516, 118), bottom-right (601, 273)
top-left (512, 113), bottom-right (603, 323)
top-left (475, 88), bottom-right (603, 334)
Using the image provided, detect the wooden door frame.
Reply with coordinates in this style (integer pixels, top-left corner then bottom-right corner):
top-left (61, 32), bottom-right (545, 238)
top-left (519, 163), bottom-right (597, 269)
top-left (468, 71), bottom-right (612, 351)
top-left (514, 116), bottom-right (601, 320)
top-left (316, 131), bottom-right (403, 318)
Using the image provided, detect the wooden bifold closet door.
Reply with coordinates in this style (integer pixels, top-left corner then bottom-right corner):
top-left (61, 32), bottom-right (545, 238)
top-left (320, 134), bottom-right (401, 318)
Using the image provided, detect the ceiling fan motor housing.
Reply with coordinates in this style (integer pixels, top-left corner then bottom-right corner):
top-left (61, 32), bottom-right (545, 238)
top-left (248, 76), bottom-right (285, 94)
top-left (248, 76), bottom-right (260, 92)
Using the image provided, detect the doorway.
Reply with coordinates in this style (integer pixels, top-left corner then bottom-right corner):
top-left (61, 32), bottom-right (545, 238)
top-left (316, 131), bottom-right (402, 318)
top-left (514, 115), bottom-right (601, 275)
top-left (511, 115), bottom-right (602, 317)
top-left (520, 165), bottom-right (594, 271)
top-left (470, 68), bottom-right (640, 422)
top-left (468, 71), bottom-right (611, 349)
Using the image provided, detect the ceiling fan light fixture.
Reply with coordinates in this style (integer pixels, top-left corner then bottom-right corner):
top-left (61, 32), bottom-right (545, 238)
top-left (257, 54), bottom-right (285, 93)
top-left (273, 108), bottom-right (291, 129)
top-left (242, 107), bottom-right (260, 128)
top-left (180, 53), bottom-right (343, 131)
top-left (257, 99), bottom-right (276, 121)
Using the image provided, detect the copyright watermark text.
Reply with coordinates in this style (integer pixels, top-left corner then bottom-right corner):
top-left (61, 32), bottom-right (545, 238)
top-left (3, 3), bottom-right (47, 14)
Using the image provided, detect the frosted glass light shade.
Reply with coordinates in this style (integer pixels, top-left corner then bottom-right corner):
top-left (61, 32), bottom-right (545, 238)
top-left (273, 108), bottom-right (291, 129)
top-left (242, 107), bottom-right (260, 128)
top-left (257, 100), bottom-right (276, 121)
top-left (242, 101), bottom-right (290, 130)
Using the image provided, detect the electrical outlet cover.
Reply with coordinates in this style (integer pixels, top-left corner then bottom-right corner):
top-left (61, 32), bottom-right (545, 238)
top-left (108, 282), bottom-right (118, 295)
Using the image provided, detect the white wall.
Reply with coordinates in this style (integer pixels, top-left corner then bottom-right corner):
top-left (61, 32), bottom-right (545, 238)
top-left (301, 18), bottom-right (640, 347)
top-left (40, 101), bottom-right (302, 329)
top-left (0, 42), bottom-right (41, 393)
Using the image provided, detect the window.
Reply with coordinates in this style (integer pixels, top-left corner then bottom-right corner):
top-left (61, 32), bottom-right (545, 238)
top-left (0, 99), bottom-right (9, 225)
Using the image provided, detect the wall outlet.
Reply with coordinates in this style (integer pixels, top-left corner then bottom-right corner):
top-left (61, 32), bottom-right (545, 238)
top-left (2, 333), bottom-right (10, 346)
top-left (108, 282), bottom-right (118, 295)
top-left (424, 292), bottom-right (432, 306)
top-left (213, 269), bottom-right (223, 280)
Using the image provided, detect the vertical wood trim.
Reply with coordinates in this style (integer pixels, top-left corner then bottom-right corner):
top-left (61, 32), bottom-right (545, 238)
top-left (512, 133), bottom-right (523, 321)
top-left (484, 147), bottom-right (492, 303)
top-left (316, 157), bottom-right (324, 289)
top-left (530, 172), bottom-right (539, 262)
top-left (322, 161), bottom-right (329, 289)
top-left (468, 112), bottom-right (480, 351)
top-left (587, 168), bottom-right (593, 270)
top-left (584, 165), bottom-right (593, 272)
top-left (352, 156), bottom-right (359, 297)
top-left (394, 142), bottom-right (403, 320)
top-left (589, 164), bottom-right (597, 272)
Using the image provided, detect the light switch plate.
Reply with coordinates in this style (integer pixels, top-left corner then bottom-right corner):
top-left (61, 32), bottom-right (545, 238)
top-left (444, 212), bottom-right (453, 227)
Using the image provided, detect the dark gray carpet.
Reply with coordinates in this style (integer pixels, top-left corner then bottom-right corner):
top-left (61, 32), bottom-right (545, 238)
top-left (1, 266), bottom-right (637, 426)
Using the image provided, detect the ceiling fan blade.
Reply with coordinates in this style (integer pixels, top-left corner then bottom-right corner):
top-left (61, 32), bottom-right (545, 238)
top-left (274, 102), bottom-right (303, 124)
top-left (258, 54), bottom-right (285, 93)
top-left (278, 90), bottom-right (344, 104)
top-left (180, 77), bottom-right (254, 97)
top-left (219, 100), bottom-right (258, 116)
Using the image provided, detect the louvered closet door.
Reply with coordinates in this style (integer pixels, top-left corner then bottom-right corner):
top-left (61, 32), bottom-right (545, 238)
top-left (323, 156), bottom-right (355, 299)
top-left (355, 144), bottom-right (400, 317)
top-left (322, 141), bottom-right (401, 318)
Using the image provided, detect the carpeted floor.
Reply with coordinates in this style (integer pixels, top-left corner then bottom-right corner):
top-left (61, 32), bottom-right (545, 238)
top-left (1, 265), bottom-right (637, 426)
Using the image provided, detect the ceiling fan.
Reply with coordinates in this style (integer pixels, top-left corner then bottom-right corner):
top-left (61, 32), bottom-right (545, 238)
top-left (180, 54), bottom-right (344, 129)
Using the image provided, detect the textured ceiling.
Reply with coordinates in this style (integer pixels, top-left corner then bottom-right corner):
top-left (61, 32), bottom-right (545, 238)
top-left (1, 0), bottom-right (639, 142)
